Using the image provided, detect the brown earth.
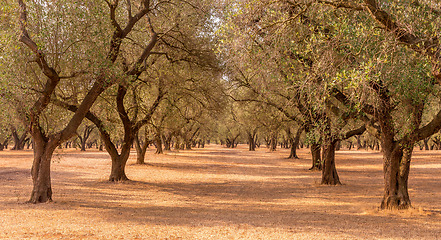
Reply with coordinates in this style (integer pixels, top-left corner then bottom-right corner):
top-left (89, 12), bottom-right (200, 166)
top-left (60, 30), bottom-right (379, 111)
top-left (1, 144), bottom-right (441, 239)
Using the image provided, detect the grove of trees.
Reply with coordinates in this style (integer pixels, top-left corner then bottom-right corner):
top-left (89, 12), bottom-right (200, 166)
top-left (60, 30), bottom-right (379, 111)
top-left (1, 0), bottom-right (441, 210)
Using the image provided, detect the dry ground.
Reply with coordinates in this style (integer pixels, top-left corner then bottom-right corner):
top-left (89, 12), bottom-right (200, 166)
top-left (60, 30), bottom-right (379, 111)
top-left (1, 144), bottom-right (441, 239)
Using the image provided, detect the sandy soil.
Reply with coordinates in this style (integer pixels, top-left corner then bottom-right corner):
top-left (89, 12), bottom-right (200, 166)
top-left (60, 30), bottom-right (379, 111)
top-left (1, 144), bottom-right (441, 239)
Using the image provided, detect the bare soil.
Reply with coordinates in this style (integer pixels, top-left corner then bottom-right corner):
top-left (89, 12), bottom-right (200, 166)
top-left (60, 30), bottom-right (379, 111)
top-left (1, 144), bottom-right (441, 239)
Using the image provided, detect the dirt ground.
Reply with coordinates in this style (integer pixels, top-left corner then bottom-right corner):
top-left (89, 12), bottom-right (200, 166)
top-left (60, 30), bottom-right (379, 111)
top-left (1, 144), bottom-right (441, 239)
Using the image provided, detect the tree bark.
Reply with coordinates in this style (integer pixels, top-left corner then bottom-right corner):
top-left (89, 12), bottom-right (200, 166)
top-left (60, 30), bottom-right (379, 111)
top-left (108, 145), bottom-right (130, 181)
top-left (309, 143), bottom-right (322, 170)
top-left (28, 132), bottom-right (58, 203)
top-left (380, 144), bottom-right (412, 209)
top-left (321, 140), bottom-right (341, 185)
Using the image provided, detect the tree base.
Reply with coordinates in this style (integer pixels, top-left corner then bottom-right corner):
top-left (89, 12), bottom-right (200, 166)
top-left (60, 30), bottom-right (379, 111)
top-left (27, 187), bottom-right (52, 204)
top-left (321, 179), bottom-right (341, 185)
top-left (381, 196), bottom-right (411, 210)
top-left (308, 166), bottom-right (321, 171)
top-left (109, 175), bottom-right (129, 182)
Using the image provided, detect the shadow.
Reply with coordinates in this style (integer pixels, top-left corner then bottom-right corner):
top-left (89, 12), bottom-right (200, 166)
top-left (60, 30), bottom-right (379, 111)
top-left (3, 146), bottom-right (441, 239)
top-left (43, 178), bottom-right (441, 239)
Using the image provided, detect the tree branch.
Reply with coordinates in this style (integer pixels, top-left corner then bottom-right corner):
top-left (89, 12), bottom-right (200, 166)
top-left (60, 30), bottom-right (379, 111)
top-left (361, 0), bottom-right (441, 80)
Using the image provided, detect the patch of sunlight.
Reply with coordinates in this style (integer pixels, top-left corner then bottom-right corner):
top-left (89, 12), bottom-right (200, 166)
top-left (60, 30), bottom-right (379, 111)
top-left (411, 164), bottom-right (441, 169)
top-left (337, 164), bottom-right (382, 171)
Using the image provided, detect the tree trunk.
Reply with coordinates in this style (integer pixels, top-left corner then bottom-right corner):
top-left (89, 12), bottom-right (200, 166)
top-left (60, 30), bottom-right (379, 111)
top-left (80, 137), bottom-right (86, 151)
top-left (356, 136), bottom-right (363, 150)
top-left (134, 133), bottom-right (149, 164)
top-left (174, 137), bottom-right (181, 150)
top-left (321, 140), bottom-right (341, 185)
top-left (309, 143), bottom-right (321, 170)
top-left (28, 136), bottom-right (59, 203)
top-left (11, 126), bottom-right (28, 150)
top-left (335, 140), bottom-right (341, 151)
top-left (77, 125), bottom-right (94, 151)
top-left (109, 156), bottom-right (129, 181)
top-left (155, 133), bottom-right (163, 154)
top-left (264, 135), bottom-right (271, 148)
top-left (423, 137), bottom-right (430, 150)
top-left (248, 133), bottom-right (256, 151)
top-left (185, 140), bottom-right (192, 150)
top-left (288, 126), bottom-right (303, 159)
top-left (270, 132), bottom-right (277, 151)
top-left (163, 134), bottom-right (172, 151)
top-left (108, 144), bottom-right (131, 181)
top-left (348, 141), bottom-right (352, 150)
top-left (380, 144), bottom-right (412, 209)
top-left (0, 138), bottom-right (9, 151)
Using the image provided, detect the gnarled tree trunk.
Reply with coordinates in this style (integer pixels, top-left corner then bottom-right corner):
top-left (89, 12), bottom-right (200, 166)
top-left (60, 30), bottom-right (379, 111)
top-left (381, 144), bottom-right (412, 209)
top-left (108, 142), bottom-right (132, 181)
top-left (29, 137), bottom-right (57, 203)
top-left (321, 140), bottom-right (340, 185)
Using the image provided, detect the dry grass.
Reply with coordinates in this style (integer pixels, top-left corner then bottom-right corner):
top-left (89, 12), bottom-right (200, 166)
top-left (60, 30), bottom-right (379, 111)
top-left (1, 144), bottom-right (441, 239)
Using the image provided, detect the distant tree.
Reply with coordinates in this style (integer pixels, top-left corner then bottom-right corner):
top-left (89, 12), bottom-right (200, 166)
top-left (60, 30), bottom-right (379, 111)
top-left (76, 123), bottom-right (94, 151)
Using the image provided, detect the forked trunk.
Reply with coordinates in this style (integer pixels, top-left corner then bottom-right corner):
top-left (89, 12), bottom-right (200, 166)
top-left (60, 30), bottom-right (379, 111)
top-left (381, 144), bottom-right (412, 209)
top-left (106, 128), bottom-right (133, 181)
top-left (134, 134), bottom-right (148, 164)
top-left (309, 143), bottom-right (321, 170)
top-left (288, 144), bottom-right (298, 159)
top-left (109, 158), bottom-right (129, 181)
top-left (80, 139), bottom-right (87, 151)
top-left (108, 147), bottom-right (130, 181)
top-left (321, 140), bottom-right (340, 185)
top-left (136, 148), bottom-right (147, 164)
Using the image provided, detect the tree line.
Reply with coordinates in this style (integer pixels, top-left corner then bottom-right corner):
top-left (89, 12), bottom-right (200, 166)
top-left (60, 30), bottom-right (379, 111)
top-left (1, 0), bottom-right (441, 210)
